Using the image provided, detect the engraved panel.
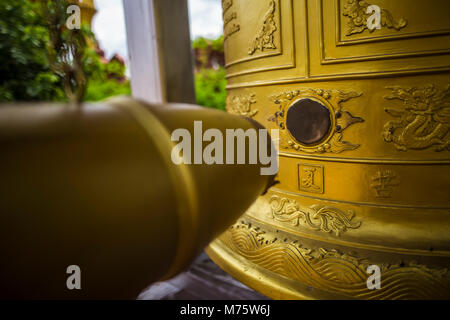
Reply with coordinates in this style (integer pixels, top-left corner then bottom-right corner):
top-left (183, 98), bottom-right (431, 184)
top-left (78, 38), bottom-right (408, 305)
top-left (223, 0), bottom-right (241, 41)
top-left (307, 0), bottom-right (450, 78)
top-left (275, 156), bottom-right (450, 208)
top-left (224, 0), bottom-right (281, 66)
top-left (248, 0), bottom-right (277, 55)
top-left (224, 0), bottom-right (296, 78)
top-left (227, 0), bottom-right (450, 89)
top-left (269, 195), bottom-right (360, 235)
top-left (342, 0), bottom-right (407, 37)
top-left (298, 163), bottom-right (324, 194)
top-left (370, 170), bottom-right (399, 198)
top-left (383, 84), bottom-right (450, 152)
top-left (337, 0), bottom-right (450, 44)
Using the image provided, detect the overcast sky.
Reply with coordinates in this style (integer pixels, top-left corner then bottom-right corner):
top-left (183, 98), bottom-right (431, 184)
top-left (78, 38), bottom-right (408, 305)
top-left (92, 0), bottom-right (223, 65)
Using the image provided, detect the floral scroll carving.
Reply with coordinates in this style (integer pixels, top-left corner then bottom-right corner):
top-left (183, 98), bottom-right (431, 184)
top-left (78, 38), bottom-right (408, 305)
top-left (248, 0), bottom-right (277, 55)
top-left (269, 195), bottom-right (361, 236)
top-left (342, 0), bottom-right (407, 36)
top-left (226, 93), bottom-right (258, 117)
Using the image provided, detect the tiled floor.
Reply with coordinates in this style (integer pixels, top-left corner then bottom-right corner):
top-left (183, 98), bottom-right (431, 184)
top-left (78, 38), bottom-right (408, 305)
top-left (138, 252), bottom-right (269, 300)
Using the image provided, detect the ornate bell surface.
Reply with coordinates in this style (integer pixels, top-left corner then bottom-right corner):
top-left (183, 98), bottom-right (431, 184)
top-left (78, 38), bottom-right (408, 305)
top-left (206, 0), bottom-right (450, 299)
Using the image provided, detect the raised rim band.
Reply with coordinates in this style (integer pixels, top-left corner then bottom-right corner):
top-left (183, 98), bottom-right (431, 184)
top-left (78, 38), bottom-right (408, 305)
top-left (109, 97), bottom-right (199, 280)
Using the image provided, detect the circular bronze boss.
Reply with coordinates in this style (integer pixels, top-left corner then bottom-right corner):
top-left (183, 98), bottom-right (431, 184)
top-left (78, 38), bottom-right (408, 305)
top-left (286, 98), bottom-right (332, 145)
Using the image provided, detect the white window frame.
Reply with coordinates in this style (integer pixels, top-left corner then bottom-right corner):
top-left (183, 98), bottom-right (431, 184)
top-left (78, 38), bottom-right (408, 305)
top-left (123, 0), bottom-right (195, 104)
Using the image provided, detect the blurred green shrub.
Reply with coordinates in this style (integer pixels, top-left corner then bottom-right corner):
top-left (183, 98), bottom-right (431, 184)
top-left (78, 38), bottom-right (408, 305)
top-left (0, 0), bottom-right (65, 101)
top-left (192, 36), bottom-right (226, 110)
top-left (85, 78), bottom-right (131, 102)
top-left (192, 35), bottom-right (224, 52)
top-left (0, 0), bottom-right (130, 103)
top-left (195, 67), bottom-right (226, 110)
top-left (83, 51), bottom-right (131, 102)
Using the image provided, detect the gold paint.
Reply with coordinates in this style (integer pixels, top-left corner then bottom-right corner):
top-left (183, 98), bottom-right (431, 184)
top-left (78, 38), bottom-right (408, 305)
top-left (383, 84), bottom-right (450, 152)
top-left (248, 0), bottom-right (277, 55)
top-left (298, 163), bottom-right (324, 194)
top-left (222, 0), bottom-right (233, 13)
top-left (210, 0), bottom-right (450, 300)
top-left (224, 0), bottom-right (291, 76)
top-left (210, 219), bottom-right (450, 300)
top-left (269, 195), bottom-right (360, 236)
top-left (226, 93), bottom-right (258, 117)
top-left (370, 170), bottom-right (399, 198)
top-left (269, 88), bottom-right (364, 153)
top-left (223, 11), bottom-right (237, 27)
top-left (244, 193), bottom-right (450, 256)
top-left (342, 0), bottom-right (407, 36)
top-left (223, 0), bottom-right (240, 41)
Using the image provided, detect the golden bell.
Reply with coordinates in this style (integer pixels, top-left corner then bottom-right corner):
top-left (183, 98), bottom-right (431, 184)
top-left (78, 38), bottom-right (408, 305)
top-left (0, 97), bottom-right (275, 299)
top-left (207, 0), bottom-right (450, 299)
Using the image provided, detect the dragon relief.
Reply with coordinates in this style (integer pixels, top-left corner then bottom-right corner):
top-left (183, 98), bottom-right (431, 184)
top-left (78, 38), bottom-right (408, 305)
top-left (269, 88), bottom-right (364, 154)
top-left (226, 93), bottom-right (258, 117)
top-left (269, 195), bottom-right (361, 236)
top-left (383, 84), bottom-right (450, 152)
top-left (342, 0), bottom-right (407, 36)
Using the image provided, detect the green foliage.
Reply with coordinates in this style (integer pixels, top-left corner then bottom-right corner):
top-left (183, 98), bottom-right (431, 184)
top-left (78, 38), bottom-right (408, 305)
top-left (0, 0), bottom-right (130, 103)
top-left (42, 0), bottom-right (92, 102)
top-left (0, 0), bottom-right (65, 101)
top-left (211, 35), bottom-right (224, 52)
top-left (193, 35), bottom-right (226, 110)
top-left (83, 48), bottom-right (131, 102)
top-left (85, 80), bottom-right (131, 102)
top-left (195, 67), bottom-right (226, 110)
top-left (192, 37), bottom-right (209, 50)
top-left (192, 35), bottom-right (224, 52)
top-left (104, 59), bottom-right (127, 79)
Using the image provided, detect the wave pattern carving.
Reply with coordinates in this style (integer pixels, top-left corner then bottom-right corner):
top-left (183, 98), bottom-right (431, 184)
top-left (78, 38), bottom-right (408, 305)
top-left (221, 220), bottom-right (450, 299)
